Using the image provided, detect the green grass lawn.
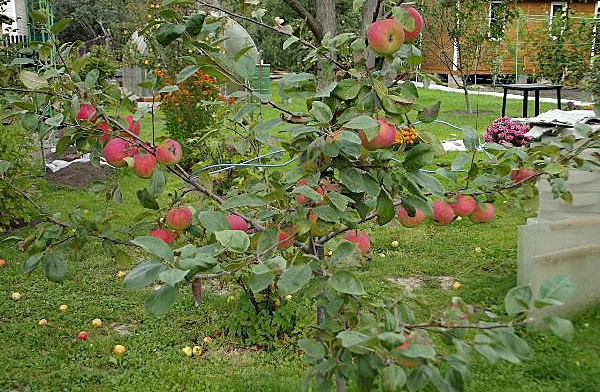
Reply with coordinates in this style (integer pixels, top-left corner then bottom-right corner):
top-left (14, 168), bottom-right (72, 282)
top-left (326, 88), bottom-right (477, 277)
top-left (1, 87), bottom-right (598, 392)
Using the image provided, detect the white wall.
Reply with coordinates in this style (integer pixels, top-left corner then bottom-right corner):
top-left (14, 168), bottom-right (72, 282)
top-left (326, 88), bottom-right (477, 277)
top-left (2, 0), bottom-right (27, 36)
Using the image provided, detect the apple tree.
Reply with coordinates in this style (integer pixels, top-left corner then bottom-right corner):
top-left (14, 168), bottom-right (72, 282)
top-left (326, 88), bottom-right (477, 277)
top-left (1, 1), bottom-right (596, 391)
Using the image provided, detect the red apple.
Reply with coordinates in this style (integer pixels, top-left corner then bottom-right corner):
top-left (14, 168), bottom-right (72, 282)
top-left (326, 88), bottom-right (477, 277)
top-left (166, 206), bottom-right (193, 230)
top-left (94, 122), bottom-right (112, 143)
top-left (344, 230), bottom-right (371, 254)
top-left (0, 259), bottom-right (6, 267)
top-left (278, 225), bottom-right (297, 250)
top-left (148, 228), bottom-right (177, 245)
top-left (359, 119), bottom-right (397, 150)
top-left (77, 331), bottom-right (88, 341)
top-left (401, 6), bottom-right (424, 43)
top-left (156, 139), bottom-right (183, 166)
top-left (396, 206), bottom-right (425, 228)
top-left (510, 168), bottom-right (536, 184)
top-left (431, 200), bottom-right (455, 225)
top-left (450, 194), bottom-right (477, 216)
top-left (103, 138), bottom-right (136, 167)
top-left (367, 19), bottom-right (405, 55)
top-left (227, 214), bottom-right (248, 232)
top-left (133, 153), bottom-right (156, 179)
top-left (470, 203), bottom-right (495, 223)
top-left (77, 104), bottom-right (97, 122)
top-left (122, 115), bottom-right (141, 137)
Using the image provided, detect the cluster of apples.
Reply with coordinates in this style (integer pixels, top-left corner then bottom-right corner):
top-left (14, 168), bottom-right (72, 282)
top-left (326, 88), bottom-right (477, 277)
top-left (396, 194), bottom-right (495, 228)
top-left (366, 6), bottom-right (424, 56)
top-left (77, 103), bottom-right (184, 178)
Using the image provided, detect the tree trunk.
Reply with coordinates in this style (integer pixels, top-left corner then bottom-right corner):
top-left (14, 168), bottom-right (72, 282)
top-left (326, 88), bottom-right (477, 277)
top-left (361, 0), bottom-right (382, 69)
top-left (316, 0), bottom-right (336, 42)
top-left (462, 83), bottom-right (472, 114)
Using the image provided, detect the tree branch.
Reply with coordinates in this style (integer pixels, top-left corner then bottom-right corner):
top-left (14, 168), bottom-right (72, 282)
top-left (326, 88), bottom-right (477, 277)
top-left (281, 0), bottom-right (323, 42)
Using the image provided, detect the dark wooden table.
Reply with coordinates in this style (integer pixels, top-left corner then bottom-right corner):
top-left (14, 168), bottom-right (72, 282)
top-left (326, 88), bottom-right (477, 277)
top-left (499, 84), bottom-right (563, 118)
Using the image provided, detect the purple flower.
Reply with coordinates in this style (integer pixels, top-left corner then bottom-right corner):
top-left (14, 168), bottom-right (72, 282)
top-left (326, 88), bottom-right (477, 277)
top-left (484, 117), bottom-right (531, 147)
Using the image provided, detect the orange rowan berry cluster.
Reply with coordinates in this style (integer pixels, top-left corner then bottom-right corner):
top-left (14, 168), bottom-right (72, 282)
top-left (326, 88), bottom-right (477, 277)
top-left (395, 126), bottom-right (418, 146)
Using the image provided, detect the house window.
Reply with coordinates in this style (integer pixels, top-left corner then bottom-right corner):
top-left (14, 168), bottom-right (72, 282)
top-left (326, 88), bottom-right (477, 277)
top-left (488, 1), bottom-right (506, 40)
top-left (549, 1), bottom-right (567, 38)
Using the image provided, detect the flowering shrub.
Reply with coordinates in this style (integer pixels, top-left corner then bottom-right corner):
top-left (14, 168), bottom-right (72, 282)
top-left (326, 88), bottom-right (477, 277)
top-left (484, 117), bottom-right (532, 147)
top-left (156, 69), bottom-right (225, 170)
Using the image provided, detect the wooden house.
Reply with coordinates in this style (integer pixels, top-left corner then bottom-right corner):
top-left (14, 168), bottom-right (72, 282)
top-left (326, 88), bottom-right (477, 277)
top-left (420, 0), bottom-right (599, 81)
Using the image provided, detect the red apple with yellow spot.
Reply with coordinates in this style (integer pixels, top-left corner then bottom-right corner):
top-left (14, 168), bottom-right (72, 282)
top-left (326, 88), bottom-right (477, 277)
top-left (166, 206), bottom-right (193, 230)
top-left (450, 194), bottom-right (477, 216)
top-left (367, 19), bottom-right (405, 55)
top-left (156, 139), bottom-right (183, 166)
top-left (344, 230), bottom-right (371, 254)
top-left (401, 6), bottom-right (424, 43)
top-left (470, 203), bottom-right (495, 223)
top-left (77, 104), bottom-right (97, 122)
top-left (227, 214), bottom-right (248, 232)
top-left (103, 138), bottom-right (136, 167)
top-left (133, 153), bottom-right (156, 179)
top-left (149, 228), bottom-right (177, 245)
top-left (396, 206), bottom-right (425, 228)
top-left (359, 119), bottom-right (397, 150)
top-left (278, 225), bottom-right (296, 250)
top-left (431, 200), bottom-right (455, 225)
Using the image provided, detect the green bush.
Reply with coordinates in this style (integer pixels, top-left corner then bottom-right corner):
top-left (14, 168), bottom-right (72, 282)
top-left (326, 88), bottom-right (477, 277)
top-left (227, 295), bottom-right (311, 346)
top-left (80, 45), bottom-right (119, 83)
top-left (0, 123), bottom-right (39, 230)
top-left (586, 56), bottom-right (600, 102)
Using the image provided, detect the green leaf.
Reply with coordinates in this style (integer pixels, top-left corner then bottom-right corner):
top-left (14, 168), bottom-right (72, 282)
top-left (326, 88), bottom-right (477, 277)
top-left (132, 236), bottom-right (174, 261)
top-left (158, 85), bottom-right (179, 93)
top-left (147, 169), bottom-right (166, 198)
top-left (292, 185), bottom-right (324, 203)
top-left (221, 194), bottom-right (265, 209)
top-left (330, 241), bottom-right (362, 267)
top-left (29, 9), bottom-right (47, 24)
top-left (257, 227), bottom-right (278, 260)
top-left (343, 115), bottom-right (378, 129)
top-left (215, 230), bottom-right (250, 253)
top-left (176, 66), bottom-right (199, 84)
top-left (408, 170), bottom-right (444, 195)
top-left (11, 57), bottom-right (35, 65)
top-left (399, 343), bottom-right (436, 359)
top-left (504, 286), bottom-right (533, 315)
top-left (197, 211), bottom-right (230, 234)
top-left (298, 338), bottom-right (326, 360)
top-left (45, 113), bottom-right (64, 127)
top-left (0, 160), bottom-right (10, 174)
top-left (381, 365), bottom-right (407, 392)
top-left (136, 189), bottom-right (160, 210)
top-left (156, 23), bottom-right (186, 46)
top-left (329, 270), bottom-right (366, 295)
top-left (23, 253), bottom-right (43, 273)
top-left (545, 315), bottom-right (574, 341)
top-left (451, 152), bottom-right (471, 171)
top-left (249, 269), bottom-right (275, 293)
top-left (404, 144), bottom-right (435, 171)
top-left (417, 101), bottom-right (440, 123)
top-left (337, 331), bottom-right (372, 351)
top-left (327, 192), bottom-right (353, 211)
top-left (376, 191), bottom-right (395, 225)
top-left (311, 101), bottom-right (333, 124)
top-left (159, 268), bottom-right (189, 286)
top-left (85, 69), bottom-right (99, 89)
top-left (22, 113), bottom-right (40, 132)
top-left (340, 166), bottom-right (366, 193)
top-left (283, 35), bottom-right (300, 50)
top-left (185, 13), bottom-right (205, 35)
top-left (50, 18), bottom-right (71, 34)
top-left (19, 70), bottom-right (48, 90)
top-left (124, 261), bottom-right (167, 290)
top-left (41, 253), bottom-right (67, 282)
top-left (145, 284), bottom-right (178, 316)
top-left (279, 264), bottom-right (312, 295)
top-left (333, 79), bottom-right (362, 101)
top-left (462, 127), bottom-right (480, 151)
top-left (538, 276), bottom-right (575, 306)
top-left (179, 252), bottom-right (217, 271)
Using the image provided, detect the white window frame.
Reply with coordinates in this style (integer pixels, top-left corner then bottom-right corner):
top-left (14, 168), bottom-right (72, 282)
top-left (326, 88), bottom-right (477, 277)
top-left (549, 1), bottom-right (568, 39)
top-left (488, 1), bottom-right (506, 41)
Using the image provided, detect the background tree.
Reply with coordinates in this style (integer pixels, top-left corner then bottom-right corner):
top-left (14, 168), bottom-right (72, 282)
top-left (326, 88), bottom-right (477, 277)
top-left (421, 0), bottom-right (517, 113)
